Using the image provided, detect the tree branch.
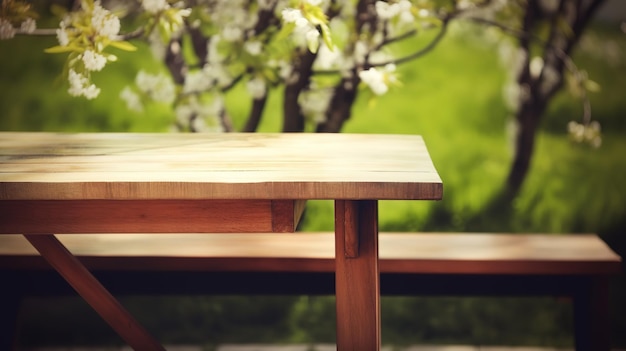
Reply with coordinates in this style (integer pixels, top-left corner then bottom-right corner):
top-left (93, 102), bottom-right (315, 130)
top-left (375, 18), bottom-right (450, 67)
top-left (16, 28), bottom-right (57, 36)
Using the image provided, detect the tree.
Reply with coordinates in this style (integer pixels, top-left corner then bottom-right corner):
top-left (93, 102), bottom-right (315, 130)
top-left (465, 0), bottom-right (605, 200)
top-left (0, 0), bottom-right (602, 201)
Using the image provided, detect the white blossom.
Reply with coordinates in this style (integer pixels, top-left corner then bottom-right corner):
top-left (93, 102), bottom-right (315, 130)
top-left (141, 0), bottom-right (170, 14)
top-left (540, 65), bottom-right (560, 95)
top-left (183, 70), bottom-right (212, 93)
top-left (276, 60), bottom-right (293, 81)
top-left (568, 120), bottom-right (602, 148)
top-left (398, 1), bottom-right (414, 23)
top-left (359, 64), bottom-right (397, 95)
top-left (375, 1), bottom-right (399, 20)
top-left (502, 81), bottom-right (520, 110)
top-left (91, 1), bottom-right (120, 40)
top-left (376, 1), bottom-right (412, 20)
top-left (175, 96), bottom-right (224, 133)
top-left (20, 18), bottom-right (36, 33)
top-left (359, 67), bottom-right (387, 95)
top-left (258, 0), bottom-right (274, 10)
top-left (202, 62), bottom-right (232, 88)
top-left (314, 44), bottom-right (343, 70)
top-left (499, 44), bottom-right (527, 79)
top-left (282, 8), bottom-right (305, 24)
top-left (529, 56), bottom-right (544, 79)
top-left (135, 71), bottom-right (176, 104)
top-left (119, 87), bottom-right (143, 112)
top-left (376, 0), bottom-right (414, 35)
top-left (244, 41), bottom-right (263, 56)
top-left (353, 40), bottom-right (368, 65)
top-left (305, 28), bottom-right (320, 52)
top-left (0, 18), bottom-right (16, 40)
top-left (306, 29), bottom-right (320, 46)
top-left (56, 28), bottom-right (69, 46)
top-left (222, 26), bottom-right (243, 42)
top-left (143, 30), bottom-right (165, 60)
top-left (82, 50), bottom-right (107, 71)
top-left (295, 17), bottom-right (310, 29)
top-left (399, 11), bottom-right (414, 24)
top-left (56, 19), bottom-right (70, 46)
top-left (246, 77), bottom-right (267, 99)
top-left (300, 87), bottom-right (332, 123)
top-left (457, 0), bottom-right (473, 10)
top-left (206, 35), bottom-right (224, 64)
top-left (168, 8), bottom-right (192, 31)
top-left (68, 69), bottom-right (100, 99)
top-left (207, 0), bottom-right (255, 35)
top-left (418, 9), bottom-right (430, 18)
top-left (281, 5), bottom-right (325, 52)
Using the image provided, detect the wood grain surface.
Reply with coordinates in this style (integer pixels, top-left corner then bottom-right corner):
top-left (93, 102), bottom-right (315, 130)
top-left (0, 233), bottom-right (620, 275)
top-left (0, 199), bottom-right (303, 234)
top-left (0, 133), bottom-right (443, 200)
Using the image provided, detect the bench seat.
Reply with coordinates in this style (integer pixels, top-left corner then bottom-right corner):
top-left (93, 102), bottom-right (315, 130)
top-left (0, 232), bottom-right (620, 275)
top-left (0, 232), bottom-right (621, 351)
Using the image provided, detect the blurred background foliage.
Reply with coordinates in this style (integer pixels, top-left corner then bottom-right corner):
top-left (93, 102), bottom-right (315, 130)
top-left (1, 1), bottom-right (625, 349)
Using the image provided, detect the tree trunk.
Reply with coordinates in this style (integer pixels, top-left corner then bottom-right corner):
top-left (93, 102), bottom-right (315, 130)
top-left (506, 102), bottom-right (544, 199)
top-left (316, 76), bottom-right (359, 133)
top-left (283, 50), bottom-right (317, 132)
top-left (243, 96), bottom-right (267, 132)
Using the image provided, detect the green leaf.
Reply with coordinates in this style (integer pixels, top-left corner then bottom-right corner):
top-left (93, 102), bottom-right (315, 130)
top-left (44, 45), bottom-right (82, 54)
top-left (261, 67), bottom-right (279, 83)
top-left (275, 22), bottom-right (295, 43)
top-left (320, 23), bottom-right (334, 50)
top-left (108, 40), bottom-right (138, 52)
top-left (307, 35), bottom-right (320, 54)
top-left (585, 79), bottom-right (601, 93)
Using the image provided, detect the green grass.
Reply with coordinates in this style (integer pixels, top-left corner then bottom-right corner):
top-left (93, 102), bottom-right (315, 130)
top-left (3, 19), bottom-right (626, 348)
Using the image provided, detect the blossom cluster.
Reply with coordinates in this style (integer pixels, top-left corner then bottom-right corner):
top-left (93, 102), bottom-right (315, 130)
top-left (0, 17), bottom-right (36, 39)
top-left (280, 0), bottom-right (332, 53)
top-left (48, 0), bottom-right (128, 99)
top-left (375, 0), bottom-right (414, 22)
top-left (359, 64), bottom-right (399, 96)
top-left (568, 121), bottom-right (602, 148)
top-left (141, 0), bottom-right (171, 14)
top-left (0, 0), bottom-right (37, 40)
top-left (141, 0), bottom-right (191, 43)
top-left (120, 70), bottom-right (179, 115)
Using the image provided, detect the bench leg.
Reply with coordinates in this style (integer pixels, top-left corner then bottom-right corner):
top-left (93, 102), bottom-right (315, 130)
top-left (24, 234), bottom-right (166, 351)
top-left (335, 200), bottom-right (380, 351)
top-left (574, 276), bottom-right (611, 351)
top-left (0, 276), bottom-right (21, 351)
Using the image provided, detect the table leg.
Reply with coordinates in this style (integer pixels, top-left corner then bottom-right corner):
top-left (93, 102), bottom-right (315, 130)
top-left (334, 200), bottom-right (380, 351)
top-left (24, 234), bottom-right (165, 351)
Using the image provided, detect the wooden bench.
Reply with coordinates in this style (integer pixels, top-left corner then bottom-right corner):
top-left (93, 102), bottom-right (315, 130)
top-left (0, 232), bottom-right (621, 350)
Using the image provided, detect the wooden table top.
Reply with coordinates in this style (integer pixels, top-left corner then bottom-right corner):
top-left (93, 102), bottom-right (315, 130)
top-left (0, 132), bottom-right (442, 201)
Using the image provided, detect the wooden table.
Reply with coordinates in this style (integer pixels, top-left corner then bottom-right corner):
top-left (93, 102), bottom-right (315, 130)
top-left (0, 132), bottom-right (443, 350)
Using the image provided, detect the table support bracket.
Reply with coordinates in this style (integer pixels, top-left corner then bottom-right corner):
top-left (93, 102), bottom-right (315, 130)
top-left (24, 234), bottom-right (165, 351)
